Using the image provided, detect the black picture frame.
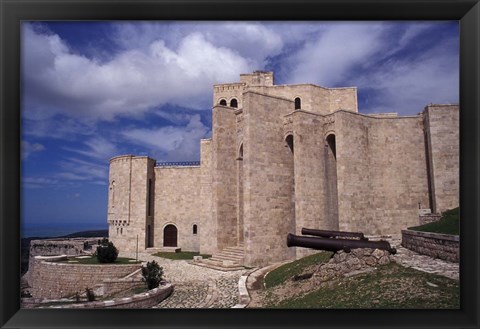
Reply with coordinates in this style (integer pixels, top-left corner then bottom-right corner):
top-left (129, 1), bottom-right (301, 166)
top-left (1, 0), bottom-right (479, 328)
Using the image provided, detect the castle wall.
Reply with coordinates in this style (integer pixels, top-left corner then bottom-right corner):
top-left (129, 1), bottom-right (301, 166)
top-left (153, 166), bottom-right (202, 252)
top-left (211, 106), bottom-right (239, 250)
top-left (242, 92), bottom-right (296, 266)
top-left (284, 111), bottom-right (330, 258)
top-left (199, 139), bottom-right (216, 254)
top-left (335, 112), bottom-right (429, 234)
top-left (108, 156), bottom-right (155, 253)
top-left (423, 105), bottom-right (459, 213)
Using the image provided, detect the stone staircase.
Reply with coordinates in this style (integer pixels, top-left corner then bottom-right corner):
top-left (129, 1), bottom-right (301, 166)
top-left (192, 244), bottom-right (245, 271)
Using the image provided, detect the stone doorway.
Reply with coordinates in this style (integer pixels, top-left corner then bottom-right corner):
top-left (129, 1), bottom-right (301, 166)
top-left (163, 224), bottom-right (178, 247)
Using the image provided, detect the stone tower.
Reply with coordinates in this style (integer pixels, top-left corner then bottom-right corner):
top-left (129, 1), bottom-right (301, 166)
top-left (107, 155), bottom-right (156, 252)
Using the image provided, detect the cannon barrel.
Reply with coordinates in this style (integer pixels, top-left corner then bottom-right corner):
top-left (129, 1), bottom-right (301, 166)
top-left (301, 228), bottom-right (368, 240)
top-left (287, 233), bottom-right (396, 254)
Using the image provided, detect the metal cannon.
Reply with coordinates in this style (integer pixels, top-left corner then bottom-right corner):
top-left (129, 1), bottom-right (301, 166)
top-left (301, 227), bottom-right (368, 241)
top-left (287, 233), bottom-right (397, 254)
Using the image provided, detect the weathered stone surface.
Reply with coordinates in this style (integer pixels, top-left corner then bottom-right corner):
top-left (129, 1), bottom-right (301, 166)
top-left (401, 230), bottom-right (459, 262)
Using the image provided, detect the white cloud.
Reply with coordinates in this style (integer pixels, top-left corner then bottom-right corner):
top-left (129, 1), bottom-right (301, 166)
top-left (353, 36), bottom-right (459, 114)
top-left (287, 23), bottom-right (385, 86)
top-left (21, 141), bottom-right (45, 159)
top-left (121, 114), bottom-right (209, 161)
top-left (22, 24), bottom-right (253, 124)
top-left (63, 137), bottom-right (118, 161)
top-left (57, 157), bottom-right (109, 184)
top-left (22, 176), bottom-right (58, 189)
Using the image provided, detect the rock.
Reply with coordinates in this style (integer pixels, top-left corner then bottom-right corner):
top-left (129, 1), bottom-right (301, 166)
top-left (378, 255), bottom-right (390, 265)
top-left (372, 249), bottom-right (386, 259)
top-left (363, 256), bottom-right (377, 267)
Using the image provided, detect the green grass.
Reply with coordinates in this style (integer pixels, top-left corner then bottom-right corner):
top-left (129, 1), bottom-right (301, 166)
top-left (271, 262), bottom-right (459, 309)
top-left (57, 256), bottom-right (141, 265)
top-left (264, 252), bottom-right (333, 288)
top-left (409, 207), bottom-right (459, 235)
top-left (153, 251), bottom-right (212, 260)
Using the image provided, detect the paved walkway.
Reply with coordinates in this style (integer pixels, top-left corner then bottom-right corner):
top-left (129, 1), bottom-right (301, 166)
top-left (120, 251), bottom-right (246, 308)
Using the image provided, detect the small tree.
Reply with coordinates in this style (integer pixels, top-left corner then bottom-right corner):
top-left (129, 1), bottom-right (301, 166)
top-left (96, 238), bottom-right (118, 263)
top-left (85, 287), bottom-right (95, 301)
top-left (141, 260), bottom-right (164, 290)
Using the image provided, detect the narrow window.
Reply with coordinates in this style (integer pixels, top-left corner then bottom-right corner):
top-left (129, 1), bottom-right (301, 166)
top-left (230, 98), bottom-right (238, 108)
top-left (294, 97), bottom-right (301, 110)
top-left (286, 134), bottom-right (294, 153)
top-left (120, 227), bottom-right (123, 235)
top-left (219, 99), bottom-right (227, 106)
top-left (147, 178), bottom-right (152, 216)
top-left (116, 227), bottom-right (119, 235)
top-left (110, 180), bottom-right (115, 208)
top-left (193, 224), bottom-right (198, 235)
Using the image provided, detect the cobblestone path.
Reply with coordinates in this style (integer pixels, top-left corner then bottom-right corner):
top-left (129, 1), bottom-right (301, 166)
top-left (386, 234), bottom-right (459, 280)
top-left (120, 251), bottom-right (245, 308)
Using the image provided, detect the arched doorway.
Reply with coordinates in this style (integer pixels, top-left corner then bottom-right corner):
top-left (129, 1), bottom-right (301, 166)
top-left (163, 224), bottom-right (178, 247)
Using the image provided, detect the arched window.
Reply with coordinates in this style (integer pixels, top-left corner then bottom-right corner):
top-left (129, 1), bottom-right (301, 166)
top-left (219, 99), bottom-right (227, 106)
top-left (286, 134), bottom-right (294, 153)
top-left (294, 97), bottom-right (301, 110)
top-left (193, 224), bottom-right (198, 235)
top-left (237, 143), bottom-right (244, 161)
top-left (230, 98), bottom-right (238, 108)
top-left (326, 134), bottom-right (336, 159)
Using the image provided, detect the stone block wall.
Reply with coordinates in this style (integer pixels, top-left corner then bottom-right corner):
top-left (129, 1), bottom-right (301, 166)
top-left (199, 139), bottom-right (216, 255)
top-left (401, 230), bottom-right (459, 262)
top-left (335, 111), bottom-right (430, 234)
top-left (108, 156), bottom-right (156, 252)
top-left (154, 166), bottom-right (202, 252)
top-left (213, 83), bottom-right (244, 108)
top-left (287, 111), bottom-right (329, 259)
top-left (211, 105), bottom-right (239, 250)
top-left (423, 104), bottom-right (459, 213)
top-left (31, 284), bottom-right (174, 309)
top-left (29, 260), bottom-right (141, 298)
top-left (242, 92), bottom-right (296, 266)
top-left (419, 214), bottom-right (442, 225)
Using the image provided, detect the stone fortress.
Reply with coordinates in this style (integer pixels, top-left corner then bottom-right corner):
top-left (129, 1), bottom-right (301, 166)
top-left (107, 71), bottom-right (459, 267)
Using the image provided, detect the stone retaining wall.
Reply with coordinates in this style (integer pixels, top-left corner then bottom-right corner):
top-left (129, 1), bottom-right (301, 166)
top-left (29, 259), bottom-right (142, 298)
top-left (401, 229), bottom-right (459, 262)
top-left (23, 283), bottom-right (173, 309)
top-left (55, 283), bottom-right (174, 309)
top-left (418, 214), bottom-right (442, 225)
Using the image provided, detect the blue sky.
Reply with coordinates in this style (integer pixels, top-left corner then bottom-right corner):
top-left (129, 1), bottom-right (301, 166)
top-left (21, 21), bottom-right (459, 236)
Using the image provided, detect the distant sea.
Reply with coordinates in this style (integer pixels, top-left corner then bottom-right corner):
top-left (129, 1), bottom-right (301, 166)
top-left (22, 223), bottom-right (108, 238)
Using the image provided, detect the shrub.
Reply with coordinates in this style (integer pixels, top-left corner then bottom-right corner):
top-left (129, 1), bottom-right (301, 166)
top-left (85, 287), bottom-right (95, 302)
top-left (141, 260), bottom-right (164, 290)
top-left (95, 238), bottom-right (118, 263)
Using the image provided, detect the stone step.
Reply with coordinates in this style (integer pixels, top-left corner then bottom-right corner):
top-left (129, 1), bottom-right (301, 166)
top-left (191, 259), bottom-right (245, 272)
top-left (221, 249), bottom-right (244, 256)
top-left (210, 256), bottom-right (244, 263)
top-left (216, 250), bottom-right (244, 258)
